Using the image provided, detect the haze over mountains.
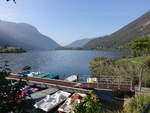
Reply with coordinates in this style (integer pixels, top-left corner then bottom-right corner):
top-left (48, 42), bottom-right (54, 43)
top-left (84, 11), bottom-right (150, 49)
top-left (0, 20), bottom-right (60, 50)
top-left (0, 11), bottom-right (150, 50)
top-left (65, 38), bottom-right (92, 48)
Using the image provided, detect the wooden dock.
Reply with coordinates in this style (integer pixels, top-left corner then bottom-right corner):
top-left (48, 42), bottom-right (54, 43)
top-left (6, 74), bottom-right (134, 93)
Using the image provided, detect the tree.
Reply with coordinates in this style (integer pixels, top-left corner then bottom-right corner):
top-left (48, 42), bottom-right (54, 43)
top-left (70, 91), bottom-right (102, 113)
top-left (0, 60), bottom-right (32, 113)
top-left (130, 37), bottom-right (150, 56)
top-left (6, 0), bottom-right (16, 3)
top-left (89, 56), bottom-right (141, 86)
top-left (89, 57), bottom-right (113, 78)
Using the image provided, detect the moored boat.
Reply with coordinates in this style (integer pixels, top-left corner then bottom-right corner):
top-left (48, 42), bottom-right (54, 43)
top-left (58, 93), bottom-right (86, 113)
top-left (25, 88), bottom-right (59, 100)
top-left (34, 90), bottom-right (71, 112)
top-left (18, 71), bottom-right (41, 77)
top-left (44, 73), bottom-right (60, 79)
top-left (18, 71), bottom-right (36, 77)
top-left (18, 72), bottom-right (60, 79)
top-left (65, 75), bottom-right (78, 82)
top-left (35, 73), bottom-right (50, 78)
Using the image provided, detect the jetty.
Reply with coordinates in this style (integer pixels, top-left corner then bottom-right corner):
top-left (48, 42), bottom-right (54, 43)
top-left (6, 74), bottom-right (134, 93)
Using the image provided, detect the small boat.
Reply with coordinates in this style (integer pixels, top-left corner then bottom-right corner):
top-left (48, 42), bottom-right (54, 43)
top-left (44, 73), bottom-right (60, 79)
top-left (58, 93), bottom-right (86, 113)
top-left (18, 71), bottom-right (41, 77)
top-left (25, 88), bottom-right (59, 100)
top-left (34, 91), bottom-right (71, 112)
top-left (18, 71), bottom-right (36, 77)
top-left (65, 75), bottom-right (78, 82)
top-left (35, 73), bottom-right (50, 78)
top-left (35, 73), bottom-right (60, 79)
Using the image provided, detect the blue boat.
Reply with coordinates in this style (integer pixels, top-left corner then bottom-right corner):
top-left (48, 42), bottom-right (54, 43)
top-left (19, 71), bottom-right (37, 77)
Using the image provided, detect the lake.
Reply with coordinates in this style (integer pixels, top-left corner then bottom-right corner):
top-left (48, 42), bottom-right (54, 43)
top-left (0, 50), bottom-right (128, 81)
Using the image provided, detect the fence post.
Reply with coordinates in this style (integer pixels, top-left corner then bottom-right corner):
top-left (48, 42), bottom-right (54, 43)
top-left (118, 76), bottom-right (121, 90)
top-left (130, 80), bottom-right (133, 91)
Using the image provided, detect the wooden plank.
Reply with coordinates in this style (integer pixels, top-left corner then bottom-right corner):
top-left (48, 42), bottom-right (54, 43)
top-left (6, 74), bottom-right (133, 92)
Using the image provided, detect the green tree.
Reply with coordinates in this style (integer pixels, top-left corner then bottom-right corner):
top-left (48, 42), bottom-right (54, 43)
top-left (6, 0), bottom-right (16, 3)
top-left (89, 57), bottom-right (113, 78)
top-left (89, 57), bottom-right (141, 85)
top-left (0, 60), bottom-right (32, 113)
top-left (130, 37), bottom-right (150, 56)
top-left (70, 91), bottom-right (102, 113)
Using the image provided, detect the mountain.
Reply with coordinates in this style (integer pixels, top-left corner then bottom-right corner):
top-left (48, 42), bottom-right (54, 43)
top-left (65, 38), bottom-right (92, 48)
top-left (84, 11), bottom-right (150, 49)
top-left (0, 20), bottom-right (60, 50)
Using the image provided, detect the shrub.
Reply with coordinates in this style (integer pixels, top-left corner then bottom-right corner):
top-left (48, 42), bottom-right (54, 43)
top-left (89, 57), bottom-right (114, 77)
top-left (124, 94), bottom-right (150, 113)
top-left (70, 91), bottom-right (102, 113)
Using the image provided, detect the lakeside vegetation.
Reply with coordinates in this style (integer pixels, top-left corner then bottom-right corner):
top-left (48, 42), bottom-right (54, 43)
top-left (71, 93), bottom-right (150, 113)
top-left (0, 60), bottom-right (30, 113)
top-left (88, 37), bottom-right (150, 112)
top-left (115, 55), bottom-right (150, 66)
top-left (90, 37), bottom-right (150, 87)
top-left (70, 91), bottom-right (102, 113)
top-left (123, 94), bottom-right (150, 113)
top-left (0, 46), bottom-right (26, 53)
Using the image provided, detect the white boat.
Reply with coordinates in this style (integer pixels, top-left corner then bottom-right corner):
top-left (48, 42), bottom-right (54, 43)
top-left (65, 75), bottom-right (78, 82)
top-left (34, 91), bottom-right (71, 112)
top-left (58, 93), bottom-right (86, 113)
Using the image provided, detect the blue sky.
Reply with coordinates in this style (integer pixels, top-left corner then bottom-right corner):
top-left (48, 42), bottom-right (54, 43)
top-left (0, 0), bottom-right (150, 46)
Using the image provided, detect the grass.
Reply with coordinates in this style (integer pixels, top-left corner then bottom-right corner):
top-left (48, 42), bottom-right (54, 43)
top-left (115, 55), bottom-right (150, 66)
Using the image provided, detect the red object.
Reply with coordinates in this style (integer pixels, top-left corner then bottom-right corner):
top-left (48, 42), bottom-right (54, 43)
top-left (71, 94), bottom-right (82, 101)
top-left (19, 92), bottom-right (26, 99)
top-left (28, 87), bottom-right (40, 92)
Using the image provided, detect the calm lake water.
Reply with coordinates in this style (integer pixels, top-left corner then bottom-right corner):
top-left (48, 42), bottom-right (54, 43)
top-left (0, 50), bottom-right (128, 81)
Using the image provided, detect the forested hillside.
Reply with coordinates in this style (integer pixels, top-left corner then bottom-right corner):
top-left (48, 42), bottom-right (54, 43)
top-left (84, 11), bottom-right (150, 49)
top-left (0, 20), bottom-right (60, 50)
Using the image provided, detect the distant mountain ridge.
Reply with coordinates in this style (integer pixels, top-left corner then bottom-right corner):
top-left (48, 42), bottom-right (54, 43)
top-left (65, 38), bottom-right (92, 48)
top-left (84, 11), bottom-right (150, 49)
top-left (0, 20), bottom-right (60, 50)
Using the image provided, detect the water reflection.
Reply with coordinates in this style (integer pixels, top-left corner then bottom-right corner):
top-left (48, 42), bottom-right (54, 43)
top-left (0, 50), bottom-right (128, 80)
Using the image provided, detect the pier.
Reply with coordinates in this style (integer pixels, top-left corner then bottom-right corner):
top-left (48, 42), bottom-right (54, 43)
top-left (6, 74), bottom-right (134, 93)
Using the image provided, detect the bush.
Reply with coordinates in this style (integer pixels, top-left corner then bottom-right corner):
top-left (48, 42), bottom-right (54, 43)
top-left (89, 57), bottom-right (114, 77)
top-left (70, 91), bottom-right (102, 113)
top-left (124, 94), bottom-right (150, 113)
